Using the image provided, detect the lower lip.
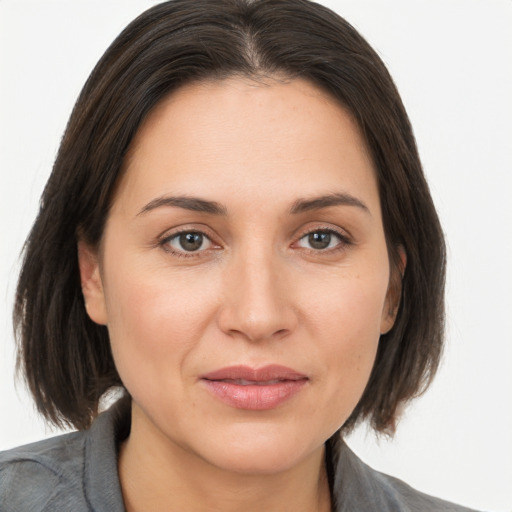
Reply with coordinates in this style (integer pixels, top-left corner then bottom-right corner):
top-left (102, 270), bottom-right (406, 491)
top-left (202, 379), bottom-right (308, 410)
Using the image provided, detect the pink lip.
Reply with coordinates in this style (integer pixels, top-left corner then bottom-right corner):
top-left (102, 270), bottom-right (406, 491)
top-left (200, 365), bottom-right (308, 410)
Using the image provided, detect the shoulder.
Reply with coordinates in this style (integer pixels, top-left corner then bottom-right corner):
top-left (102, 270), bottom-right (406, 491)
top-left (0, 399), bottom-right (128, 512)
top-left (332, 440), bottom-right (483, 512)
top-left (373, 470), bottom-right (481, 512)
top-left (0, 431), bottom-right (89, 512)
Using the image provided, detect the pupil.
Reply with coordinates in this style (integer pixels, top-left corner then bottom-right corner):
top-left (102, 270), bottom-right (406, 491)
top-left (179, 232), bottom-right (203, 251)
top-left (308, 232), bottom-right (331, 250)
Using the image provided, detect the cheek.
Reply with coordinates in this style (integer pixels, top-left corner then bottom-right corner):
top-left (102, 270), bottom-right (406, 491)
top-left (306, 268), bottom-right (388, 347)
top-left (303, 273), bottom-right (387, 424)
top-left (101, 256), bottom-right (221, 395)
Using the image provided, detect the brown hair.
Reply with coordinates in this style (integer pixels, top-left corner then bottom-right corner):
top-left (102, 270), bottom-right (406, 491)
top-left (14, 0), bottom-right (445, 434)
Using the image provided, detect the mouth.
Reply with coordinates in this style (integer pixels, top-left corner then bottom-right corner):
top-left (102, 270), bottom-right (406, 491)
top-left (200, 365), bottom-right (308, 410)
top-left (215, 378), bottom-right (291, 386)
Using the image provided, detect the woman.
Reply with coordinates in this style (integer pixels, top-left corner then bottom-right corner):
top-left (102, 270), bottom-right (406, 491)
top-left (0, 0), bottom-right (485, 510)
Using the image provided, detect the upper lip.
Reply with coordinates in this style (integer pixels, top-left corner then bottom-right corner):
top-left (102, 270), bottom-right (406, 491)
top-left (201, 365), bottom-right (308, 383)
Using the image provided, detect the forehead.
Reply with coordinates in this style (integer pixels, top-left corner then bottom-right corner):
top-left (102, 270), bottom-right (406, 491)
top-left (115, 77), bottom-right (379, 214)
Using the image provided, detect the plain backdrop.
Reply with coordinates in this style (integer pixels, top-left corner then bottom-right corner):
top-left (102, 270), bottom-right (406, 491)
top-left (1, 1), bottom-right (511, 511)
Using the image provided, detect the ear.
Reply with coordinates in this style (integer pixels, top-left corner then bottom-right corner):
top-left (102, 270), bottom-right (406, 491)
top-left (380, 246), bottom-right (407, 335)
top-left (77, 241), bottom-right (108, 325)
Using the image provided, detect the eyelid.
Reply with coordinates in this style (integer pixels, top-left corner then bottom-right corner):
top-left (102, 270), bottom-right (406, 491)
top-left (295, 222), bottom-right (352, 240)
top-left (155, 222), bottom-right (353, 258)
top-left (291, 224), bottom-right (353, 252)
top-left (157, 225), bottom-right (222, 257)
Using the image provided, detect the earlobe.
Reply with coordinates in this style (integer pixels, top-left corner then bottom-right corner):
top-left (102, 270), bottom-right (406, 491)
top-left (77, 241), bottom-right (108, 325)
top-left (380, 246), bottom-right (407, 335)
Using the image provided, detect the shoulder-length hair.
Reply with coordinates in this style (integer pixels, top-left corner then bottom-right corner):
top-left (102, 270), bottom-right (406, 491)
top-left (14, 0), bottom-right (445, 433)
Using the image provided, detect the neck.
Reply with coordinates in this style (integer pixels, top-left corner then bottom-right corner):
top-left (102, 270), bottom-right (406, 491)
top-left (119, 405), bottom-right (331, 512)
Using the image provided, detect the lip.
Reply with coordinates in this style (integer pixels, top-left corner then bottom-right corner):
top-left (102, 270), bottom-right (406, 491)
top-left (200, 365), bottom-right (308, 410)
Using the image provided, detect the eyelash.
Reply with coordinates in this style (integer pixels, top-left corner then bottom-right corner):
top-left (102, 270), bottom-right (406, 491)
top-left (294, 227), bottom-right (352, 254)
top-left (159, 229), bottom-right (217, 259)
top-left (158, 226), bottom-right (352, 258)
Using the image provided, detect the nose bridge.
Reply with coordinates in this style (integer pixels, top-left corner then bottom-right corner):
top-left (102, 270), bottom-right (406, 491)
top-left (218, 241), bottom-right (296, 342)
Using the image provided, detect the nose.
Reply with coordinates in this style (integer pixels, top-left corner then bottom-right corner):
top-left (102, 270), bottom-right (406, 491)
top-left (217, 248), bottom-right (298, 343)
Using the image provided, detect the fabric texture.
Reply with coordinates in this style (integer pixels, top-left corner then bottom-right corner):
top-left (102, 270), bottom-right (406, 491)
top-left (0, 400), bottom-right (481, 512)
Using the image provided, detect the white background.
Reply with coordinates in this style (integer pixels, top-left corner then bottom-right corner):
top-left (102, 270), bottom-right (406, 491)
top-left (1, 1), bottom-right (511, 511)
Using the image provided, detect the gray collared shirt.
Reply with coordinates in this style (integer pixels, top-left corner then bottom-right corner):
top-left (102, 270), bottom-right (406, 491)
top-left (0, 400), bottom-right (481, 511)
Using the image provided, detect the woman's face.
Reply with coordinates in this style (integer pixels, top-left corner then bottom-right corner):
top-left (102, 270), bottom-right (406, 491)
top-left (81, 77), bottom-right (397, 474)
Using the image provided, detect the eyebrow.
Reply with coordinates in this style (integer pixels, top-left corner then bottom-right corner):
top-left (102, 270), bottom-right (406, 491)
top-left (137, 196), bottom-right (227, 216)
top-left (289, 193), bottom-right (370, 215)
top-left (137, 192), bottom-right (369, 217)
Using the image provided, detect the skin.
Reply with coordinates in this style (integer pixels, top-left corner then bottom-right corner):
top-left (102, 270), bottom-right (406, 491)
top-left (79, 77), bottom-right (400, 512)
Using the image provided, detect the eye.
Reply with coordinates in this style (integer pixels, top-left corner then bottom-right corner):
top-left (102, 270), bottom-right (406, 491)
top-left (164, 231), bottom-right (213, 254)
top-left (296, 229), bottom-right (346, 251)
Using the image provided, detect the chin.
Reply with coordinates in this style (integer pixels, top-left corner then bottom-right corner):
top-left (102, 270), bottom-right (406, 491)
top-left (206, 447), bottom-right (307, 476)
top-left (194, 424), bottom-right (324, 475)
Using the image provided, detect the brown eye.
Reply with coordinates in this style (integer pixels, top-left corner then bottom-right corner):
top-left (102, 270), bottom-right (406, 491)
top-left (180, 233), bottom-right (203, 251)
top-left (297, 230), bottom-right (344, 251)
top-left (166, 231), bottom-right (212, 253)
top-left (308, 232), bottom-right (332, 250)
